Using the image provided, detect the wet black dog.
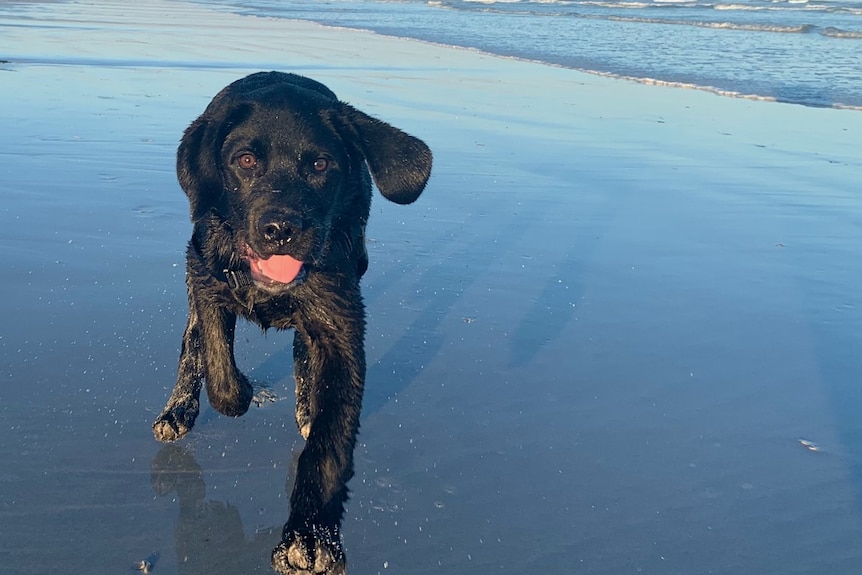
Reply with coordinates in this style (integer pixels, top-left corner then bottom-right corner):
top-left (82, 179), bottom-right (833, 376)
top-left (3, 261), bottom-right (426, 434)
top-left (152, 71), bottom-right (432, 574)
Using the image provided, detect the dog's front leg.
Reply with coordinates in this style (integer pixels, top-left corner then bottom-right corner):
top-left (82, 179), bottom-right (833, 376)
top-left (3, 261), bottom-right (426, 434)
top-left (196, 293), bottom-right (253, 418)
top-left (153, 265), bottom-right (253, 439)
top-left (272, 299), bottom-right (365, 575)
top-left (153, 298), bottom-right (204, 442)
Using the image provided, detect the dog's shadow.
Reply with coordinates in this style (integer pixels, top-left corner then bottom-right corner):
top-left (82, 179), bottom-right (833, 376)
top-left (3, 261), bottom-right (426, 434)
top-left (150, 445), bottom-right (283, 574)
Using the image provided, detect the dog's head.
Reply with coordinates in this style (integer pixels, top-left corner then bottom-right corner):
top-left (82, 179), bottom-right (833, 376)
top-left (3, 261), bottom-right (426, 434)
top-left (177, 72), bottom-right (432, 288)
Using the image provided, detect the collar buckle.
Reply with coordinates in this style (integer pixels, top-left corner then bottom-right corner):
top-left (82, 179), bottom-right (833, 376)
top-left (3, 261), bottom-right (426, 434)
top-left (224, 269), bottom-right (253, 290)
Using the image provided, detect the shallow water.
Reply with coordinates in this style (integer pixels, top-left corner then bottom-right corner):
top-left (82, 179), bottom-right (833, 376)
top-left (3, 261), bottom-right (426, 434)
top-left (201, 0), bottom-right (862, 109)
top-left (3, 2), bottom-right (862, 574)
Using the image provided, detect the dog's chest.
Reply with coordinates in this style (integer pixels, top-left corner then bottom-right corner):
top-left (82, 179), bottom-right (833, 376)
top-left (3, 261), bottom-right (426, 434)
top-left (239, 292), bottom-right (298, 330)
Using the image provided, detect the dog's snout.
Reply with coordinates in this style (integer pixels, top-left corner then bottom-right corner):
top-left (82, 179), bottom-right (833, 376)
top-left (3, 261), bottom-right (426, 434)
top-left (258, 210), bottom-right (302, 244)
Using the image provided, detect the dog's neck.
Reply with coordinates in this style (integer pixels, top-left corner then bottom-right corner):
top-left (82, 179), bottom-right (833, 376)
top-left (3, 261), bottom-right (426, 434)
top-left (189, 236), bottom-right (252, 291)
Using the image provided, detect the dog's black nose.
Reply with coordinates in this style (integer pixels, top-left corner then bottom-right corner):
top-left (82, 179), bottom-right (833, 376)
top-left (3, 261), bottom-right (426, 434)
top-left (258, 210), bottom-right (302, 244)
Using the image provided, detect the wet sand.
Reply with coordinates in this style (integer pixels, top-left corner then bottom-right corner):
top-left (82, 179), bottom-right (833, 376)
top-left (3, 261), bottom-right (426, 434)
top-left (2, 1), bottom-right (862, 573)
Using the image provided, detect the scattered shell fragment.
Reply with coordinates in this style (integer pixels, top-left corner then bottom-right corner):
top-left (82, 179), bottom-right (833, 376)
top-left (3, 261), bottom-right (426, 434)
top-left (252, 387), bottom-right (279, 407)
top-left (798, 439), bottom-right (820, 452)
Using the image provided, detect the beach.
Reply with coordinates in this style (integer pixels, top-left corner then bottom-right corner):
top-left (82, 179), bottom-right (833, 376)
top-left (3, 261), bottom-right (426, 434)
top-left (2, 1), bottom-right (862, 574)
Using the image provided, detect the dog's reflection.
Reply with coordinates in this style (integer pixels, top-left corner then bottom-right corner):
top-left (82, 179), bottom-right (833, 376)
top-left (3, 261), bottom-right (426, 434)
top-left (151, 444), bottom-right (281, 573)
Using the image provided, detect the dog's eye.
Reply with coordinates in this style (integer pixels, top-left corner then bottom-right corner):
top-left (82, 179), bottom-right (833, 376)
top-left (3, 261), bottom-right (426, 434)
top-left (237, 153), bottom-right (257, 170)
top-left (312, 158), bottom-right (329, 172)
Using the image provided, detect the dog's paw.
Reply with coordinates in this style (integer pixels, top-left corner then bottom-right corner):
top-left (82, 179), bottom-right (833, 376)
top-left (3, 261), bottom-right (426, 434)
top-left (152, 399), bottom-right (199, 442)
top-left (206, 371), bottom-right (253, 417)
top-left (271, 526), bottom-right (346, 575)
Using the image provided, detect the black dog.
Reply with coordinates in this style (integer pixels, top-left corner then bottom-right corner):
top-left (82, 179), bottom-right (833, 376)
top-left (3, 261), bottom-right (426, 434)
top-left (153, 71), bottom-right (432, 574)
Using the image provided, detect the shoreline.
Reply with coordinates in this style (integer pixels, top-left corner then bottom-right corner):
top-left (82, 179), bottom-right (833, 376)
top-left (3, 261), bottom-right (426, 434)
top-left (186, 0), bottom-right (862, 112)
top-left (3, 0), bottom-right (861, 111)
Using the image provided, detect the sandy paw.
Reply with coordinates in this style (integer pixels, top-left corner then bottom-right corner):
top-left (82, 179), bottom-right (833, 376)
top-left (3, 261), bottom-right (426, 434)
top-left (152, 401), bottom-right (199, 442)
top-left (271, 527), bottom-right (346, 575)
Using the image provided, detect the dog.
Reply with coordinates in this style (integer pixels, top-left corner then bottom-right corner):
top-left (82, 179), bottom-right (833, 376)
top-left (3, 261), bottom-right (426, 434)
top-left (152, 71), bottom-right (432, 574)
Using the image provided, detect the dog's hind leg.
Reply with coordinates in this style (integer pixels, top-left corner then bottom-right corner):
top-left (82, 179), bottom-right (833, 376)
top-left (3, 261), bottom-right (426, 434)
top-left (153, 303), bottom-right (205, 442)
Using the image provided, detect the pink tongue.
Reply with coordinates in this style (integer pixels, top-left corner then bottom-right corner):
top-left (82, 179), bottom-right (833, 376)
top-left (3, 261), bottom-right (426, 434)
top-left (256, 254), bottom-right (303, 283)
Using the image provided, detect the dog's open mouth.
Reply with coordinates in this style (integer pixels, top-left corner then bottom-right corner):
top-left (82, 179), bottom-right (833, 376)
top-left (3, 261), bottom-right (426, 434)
top-left (245, 251), bottom-right (306, 286)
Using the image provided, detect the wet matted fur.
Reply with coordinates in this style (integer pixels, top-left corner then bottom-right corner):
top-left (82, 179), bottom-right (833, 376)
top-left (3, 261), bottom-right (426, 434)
top-left (152, 71), bottom-right (432, 574)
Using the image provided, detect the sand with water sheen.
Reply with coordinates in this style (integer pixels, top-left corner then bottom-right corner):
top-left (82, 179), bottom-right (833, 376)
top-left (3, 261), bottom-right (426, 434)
top-left (2, 1), bottom-right (862, 573)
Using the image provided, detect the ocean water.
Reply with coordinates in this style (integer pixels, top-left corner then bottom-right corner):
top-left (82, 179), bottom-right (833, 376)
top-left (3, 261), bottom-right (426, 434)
top-left (203, 0), bottom-right (862, 110)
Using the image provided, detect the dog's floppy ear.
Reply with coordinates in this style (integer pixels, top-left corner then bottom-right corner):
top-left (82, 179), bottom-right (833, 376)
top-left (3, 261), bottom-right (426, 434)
top-left (177, 100), bottom-right (254, 221)
top-left (334, 104), bottom-right (432, 205)
top-left (176, 116), bottom-right (222, 221)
